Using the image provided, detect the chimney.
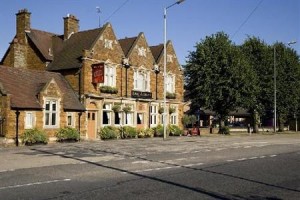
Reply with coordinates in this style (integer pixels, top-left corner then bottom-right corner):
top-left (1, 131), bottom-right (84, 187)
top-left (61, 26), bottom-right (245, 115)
top-left (64, 14), bottom-right (79, 40)
top-left (16, 9), bottom-right (31, 44)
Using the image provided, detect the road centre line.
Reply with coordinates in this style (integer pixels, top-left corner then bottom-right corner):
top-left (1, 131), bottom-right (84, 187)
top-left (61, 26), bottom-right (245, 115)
top-left (0, 179), bottom-right (71, 190)
top-left (123, 163), bottom-right (204, 174)
top-left (226, 155), bottom-right (277, 162)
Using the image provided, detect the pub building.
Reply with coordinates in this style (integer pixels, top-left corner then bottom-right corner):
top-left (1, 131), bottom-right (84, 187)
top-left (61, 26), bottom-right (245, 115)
top-left (1, 9), bottom-right (184, 140)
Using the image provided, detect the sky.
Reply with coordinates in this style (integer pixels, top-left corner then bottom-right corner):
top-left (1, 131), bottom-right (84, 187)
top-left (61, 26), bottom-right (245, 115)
top-left (0, 0), bottom-right (299, 65)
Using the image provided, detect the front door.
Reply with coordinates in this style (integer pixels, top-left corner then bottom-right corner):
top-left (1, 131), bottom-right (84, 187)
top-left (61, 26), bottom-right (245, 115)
top-left (87, 111), bottom-right (97, 139)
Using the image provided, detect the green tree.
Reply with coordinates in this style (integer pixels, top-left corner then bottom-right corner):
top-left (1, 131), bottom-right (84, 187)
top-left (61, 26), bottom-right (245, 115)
top-left (274, 43), bottom-right (300, 131)
top-left (241, 37), bottom-right (273, 133)
top-left (184, 32), bottom-right (255, 130)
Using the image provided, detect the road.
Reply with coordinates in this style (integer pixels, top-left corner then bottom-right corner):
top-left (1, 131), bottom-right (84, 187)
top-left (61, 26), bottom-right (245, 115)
top-left (0, 134), bottom-right (299, 199)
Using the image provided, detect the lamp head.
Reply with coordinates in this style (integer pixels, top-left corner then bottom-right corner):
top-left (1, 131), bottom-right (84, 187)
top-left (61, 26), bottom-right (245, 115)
top-left (287, 41), bottom-right (297, 46)
top-left (177, 0), bottom-right (185, 4)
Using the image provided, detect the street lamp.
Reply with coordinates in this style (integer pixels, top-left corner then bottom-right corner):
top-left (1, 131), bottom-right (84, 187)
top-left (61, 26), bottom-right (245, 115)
top-left (274, 40), bottom-right (297, 132)
top-left (163, 0), bottom-right (185, 140)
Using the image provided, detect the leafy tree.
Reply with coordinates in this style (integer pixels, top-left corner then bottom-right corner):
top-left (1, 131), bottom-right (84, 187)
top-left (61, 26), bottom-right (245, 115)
top-left (274, 43), bottom-right (300, 131)
top-left (241, 37), bottom-right (273, 132)
top-left (184, 32), bottom-right (255, 129)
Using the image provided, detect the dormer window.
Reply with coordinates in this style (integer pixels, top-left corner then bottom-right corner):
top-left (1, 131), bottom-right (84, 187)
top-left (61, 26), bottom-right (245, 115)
top-left (138, 47), bottom-right (147, 57)
top-left (134, 68), bottom-right (150, 91)
top-left (104, 39), bottom-right (113, 49)
top-left (166, 74), bottom-right (175, 93)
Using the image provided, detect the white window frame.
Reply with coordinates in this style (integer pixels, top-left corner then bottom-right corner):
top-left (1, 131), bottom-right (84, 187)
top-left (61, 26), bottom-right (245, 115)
top-left (25, 111), bottom-right (35, 129)
top-left (102, 103), bottom-right (112, 126)
top-left (170, 106), bottom-right (178, 125)
top-left (124, 112), bottom-right (133, 126)
top-left (134, 68), bottom-right (150, 92)
top-left (67, 112), bottom-right (75, 128)
top-left (102, 65), bottom-right (116, 87)
top-left (150, 104), bottom-right (158, 127)
top-left (166, 74), bottom-right (175, 93)
top-left (44, 99), bottom-right (60, 128)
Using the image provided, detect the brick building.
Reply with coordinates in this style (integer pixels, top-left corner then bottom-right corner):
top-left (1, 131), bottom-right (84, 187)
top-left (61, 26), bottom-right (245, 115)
top-left (1, 9), bottom-right (184, 140)
top-left (0, 66), bottom-right (85, 144)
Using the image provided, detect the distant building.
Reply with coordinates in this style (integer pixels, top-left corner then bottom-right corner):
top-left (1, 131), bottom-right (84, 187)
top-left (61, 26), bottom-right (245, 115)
top-left (1, 9), bottom-right (184, 140)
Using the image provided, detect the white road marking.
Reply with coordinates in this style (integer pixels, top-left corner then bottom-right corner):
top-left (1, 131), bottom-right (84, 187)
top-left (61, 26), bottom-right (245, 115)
top-left (227, 160), bottom-right (234, 162)
top-left (123, 163), bottom-right (204, 174)
top-left (132, 161), bottom-right (150, 164)
top-left (259, 156), bottom-right (266, 158)
top-left (269, 155), bottom-right (277, 157)
top-left (249, 157), bottom-right (258, 159)
top-left (0, 179), bottom-right (71, 190)
top-left (243, 146), bottom-right (252, 148)
top-left (237, 158), bottom-right (247, 161)
top-left (0, 169), bottom-right (15, 173)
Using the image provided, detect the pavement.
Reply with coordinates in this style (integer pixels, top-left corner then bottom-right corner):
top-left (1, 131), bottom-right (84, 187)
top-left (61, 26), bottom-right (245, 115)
top-left (1, 132), bottom-right (299, 173)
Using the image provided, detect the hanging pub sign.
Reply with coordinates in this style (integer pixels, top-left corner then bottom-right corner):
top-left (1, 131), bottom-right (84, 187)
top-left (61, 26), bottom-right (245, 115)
top-left (92, 63), bottom-right (104, 83)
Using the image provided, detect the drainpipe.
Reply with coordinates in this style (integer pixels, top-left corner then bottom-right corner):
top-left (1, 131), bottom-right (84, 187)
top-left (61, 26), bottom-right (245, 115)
top-left (78, 112), bottom-right (82, 141)
top-left (15, 110), bottom-right (20, 146)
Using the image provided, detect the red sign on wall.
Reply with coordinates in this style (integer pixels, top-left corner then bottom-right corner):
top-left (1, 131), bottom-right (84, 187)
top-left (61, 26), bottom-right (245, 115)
top-left (92, 63), bottom-right (105, 83)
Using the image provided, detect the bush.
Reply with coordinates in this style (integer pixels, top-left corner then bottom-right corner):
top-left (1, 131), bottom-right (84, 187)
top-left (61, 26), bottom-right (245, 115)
top-left (100, 86), bottom-right (118, 94)
top-left (219, 126), bottom-right (230, 135)
top-left (99, 126), bottom-right (119, 140)
top-left (55, 127), bottom-right (80, 142)
top-left (169, 125), bottom-right (183, 136)
top-left (21, 129), bottom-right (48, 145)
top-left (121, 126), bottom-right (137, 139)
top-left (137, 128), bottom-right (154, 138)
top-left (154, 124), bottom-right (169, 137)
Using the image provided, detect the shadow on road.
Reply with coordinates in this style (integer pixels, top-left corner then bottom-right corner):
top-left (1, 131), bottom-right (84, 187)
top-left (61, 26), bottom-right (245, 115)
top-left (24, 145), bottom-right (299, 200)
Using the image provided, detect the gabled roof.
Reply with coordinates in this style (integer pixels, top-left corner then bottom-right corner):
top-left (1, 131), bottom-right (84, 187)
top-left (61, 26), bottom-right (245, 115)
top-left (0, 65), bottom-right (85, 111)
top-left (26, 29), bottom-right (60, 61)
top-left (47, 28), bottom-right (103, 71)
top-left (150, 44), bottom-right (164, 63)
top-left (118, 36), bottom-right (137, 57)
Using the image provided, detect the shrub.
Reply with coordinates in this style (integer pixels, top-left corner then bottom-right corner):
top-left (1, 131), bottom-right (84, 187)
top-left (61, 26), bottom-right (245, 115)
top-left (169, 125), bottom-right (183, 136)
top-left (99, 126), bottom-right (119, 140)
top-left (100, 86), bottom-right (118, 94)
top-left (137, 128), bottom-right (154, 138)
top-left (154, 124), bottom-right (169, 137)
top-left (166, 92), bottom-right (176, 99)
top-left (219, 126), bottom-right (230, 135)
top-left (121, 126), bottom-right (137, 139)
top-left (55, 127), bottom-right (80, 142)
top-left (21, 129), bottom-right (48, 145)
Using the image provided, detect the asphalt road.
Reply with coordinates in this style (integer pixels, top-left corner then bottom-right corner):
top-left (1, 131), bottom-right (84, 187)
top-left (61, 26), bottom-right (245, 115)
top-left (0, 133), bottom-right (299, 200)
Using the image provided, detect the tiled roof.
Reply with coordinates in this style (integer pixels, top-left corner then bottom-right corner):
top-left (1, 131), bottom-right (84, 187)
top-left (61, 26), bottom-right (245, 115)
top-left (0, 65), bottom-right (85, 111)
top-left (47, 28), bottom-right (103, 71)
top-left (26, 29), bottom-right (59, 61)
top-left (118, 36), bottom-right (137, 57)
top-left (150, 44), bottom-right (164, 63)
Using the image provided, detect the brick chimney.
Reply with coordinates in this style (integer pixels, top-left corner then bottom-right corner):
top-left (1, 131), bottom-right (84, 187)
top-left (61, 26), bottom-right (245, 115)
top-left (16, 9), bottom-right (31, 44)
top-left (64, 14), bottom-right (79, 40)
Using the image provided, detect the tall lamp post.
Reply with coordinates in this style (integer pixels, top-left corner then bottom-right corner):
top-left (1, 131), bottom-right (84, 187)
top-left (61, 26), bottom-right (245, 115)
top-left (274, 40), bottom-right (296, 132)
top-left (163, 0), bottom-right (185, 140)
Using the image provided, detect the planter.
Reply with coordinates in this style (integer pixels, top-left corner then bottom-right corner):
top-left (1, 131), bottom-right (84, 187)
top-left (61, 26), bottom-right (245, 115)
top-left (100, 86), bottom-right (118, 94)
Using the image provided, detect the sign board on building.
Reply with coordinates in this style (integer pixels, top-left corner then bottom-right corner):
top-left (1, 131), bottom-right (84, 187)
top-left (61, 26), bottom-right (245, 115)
top-left (92, 63), bottom-right (105, 83)
top-left (131, 91), bottom-right (152, 99)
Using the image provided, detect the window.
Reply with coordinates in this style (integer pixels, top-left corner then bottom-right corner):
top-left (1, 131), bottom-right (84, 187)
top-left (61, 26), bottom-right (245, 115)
top-left (137, 113), bottom-right (143, 124)
top-left (124, 112), bottom-right (133, 125)
top-left (134, 69), bottom-right (150, 91)
top-left (170, 106), bottom-right (178, 125)
top-left (103, 65), bottom-right (116, 87)
top-left (25, 112), bottom-right (35, 129)
top-left (102, 103), bottom-right (112, 125)
top-left (150, 104), bottom-right (158, 126)
top-left (67, 112), bottom-right (75, 127)
top-left (114, 112), bottom-right (122, 125)
top-left (166, 74), bottom-right (175, 93)
top-left (44, 100), bottom-right (59, 128)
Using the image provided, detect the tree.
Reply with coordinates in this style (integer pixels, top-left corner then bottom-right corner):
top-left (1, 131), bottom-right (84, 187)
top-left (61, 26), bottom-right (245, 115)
top-left (184, 32), bottom-right (255, 130)
top-left (241, 37), bottom-right (273, 133)
top-left (274, 43), bottom-right (300, 131)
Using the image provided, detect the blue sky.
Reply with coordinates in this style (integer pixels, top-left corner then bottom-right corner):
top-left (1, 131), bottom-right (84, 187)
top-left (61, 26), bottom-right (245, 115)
top-left (0, 0), bottom-right (299, 65)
